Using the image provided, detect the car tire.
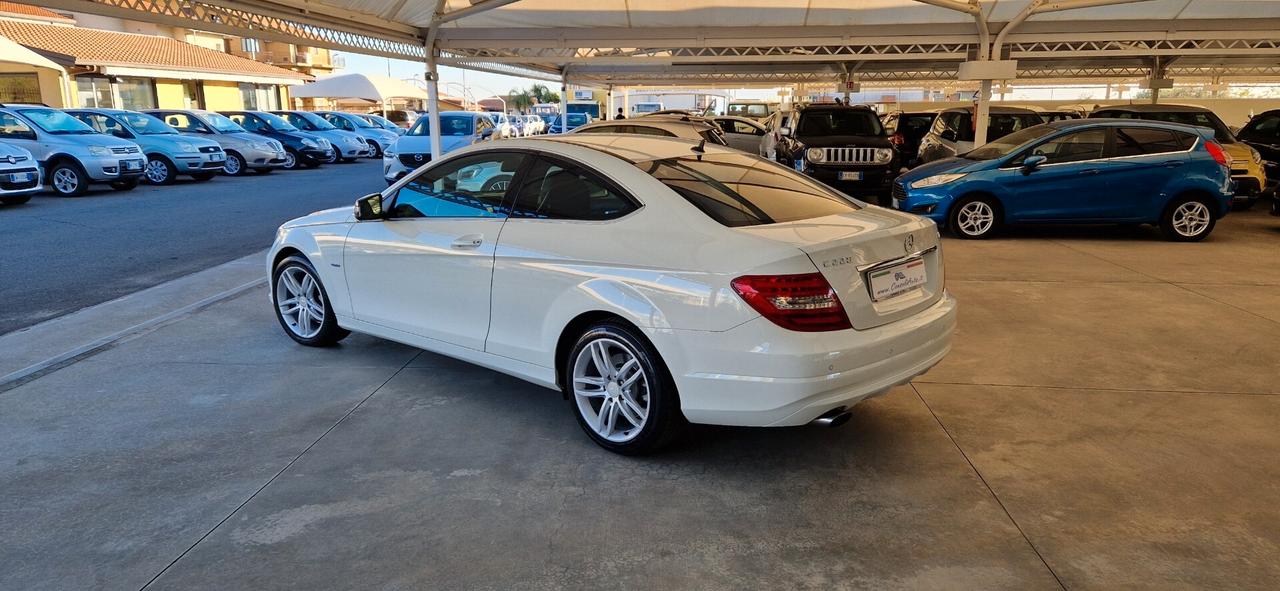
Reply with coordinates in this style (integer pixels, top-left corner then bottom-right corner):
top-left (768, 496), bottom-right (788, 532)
top-left (1, 195), bottom-right (32, 205)
top-left (191, 172), bottom-right (216, 182)
top-left (482, 175), bottom-right (513, 192)
top-left (48, 161), bottom-right (89, 197)
top-left (1160, 195), bottom-right (1217, 242)
top-left (282, 149), bottom-right (301, 170)
top-left (323, 149), bottom-right (338, 164)
top-left (110, 178), bottom-right (139, 191)
top-left (366, 140), bottom-right (382, 158)
top-left (144, 155), bottom-right (176, 185)
top-left (948, 195), bottom-right (1001, 239)
top-left (222, 151), bottom-right (247, 176)
top-left (565, 321), bottom-right (684, 455)
top-left (271, 255), bottom-right (350, 347)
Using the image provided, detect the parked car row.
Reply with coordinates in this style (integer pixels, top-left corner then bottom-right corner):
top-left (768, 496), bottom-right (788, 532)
top-left (0, 103), bottom-right (401, 203)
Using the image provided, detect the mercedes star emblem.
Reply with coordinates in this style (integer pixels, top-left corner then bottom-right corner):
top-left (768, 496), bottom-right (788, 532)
top-left (904, 234), bottom-right (915, 253)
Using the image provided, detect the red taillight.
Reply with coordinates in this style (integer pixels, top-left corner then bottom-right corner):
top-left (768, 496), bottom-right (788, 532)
top-left (1204, 141), bottom-right (1231, 167)
top-left (889, 131), bottom-right (905, 147)
top-left (730, 273), bottom-right (852, 332)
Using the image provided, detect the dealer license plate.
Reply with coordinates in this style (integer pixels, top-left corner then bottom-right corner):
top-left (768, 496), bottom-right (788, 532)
top-left (9, 172), bottom-right (33, 182)
top-left (838, 171), bottom-right (863, 181)
top-left (210, 152), bottom-right (224, 162)
top-left (123, 159), bottom-right (143, 171)
top-left (868, 258), bottom-right (927, 302)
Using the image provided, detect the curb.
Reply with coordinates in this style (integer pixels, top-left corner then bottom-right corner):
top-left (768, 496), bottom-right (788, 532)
top-left (0, 277), bottom-right (265, 393)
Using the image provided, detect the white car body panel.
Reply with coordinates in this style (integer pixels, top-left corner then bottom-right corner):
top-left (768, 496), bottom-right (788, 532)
top-left (269, 135), bottom-right (956, 427)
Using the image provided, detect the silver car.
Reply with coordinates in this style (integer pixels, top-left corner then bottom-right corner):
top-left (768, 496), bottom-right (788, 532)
top-left (712, 115), bottom-right (768, 153)
top-left (316, 111), bottom-right (399, 158)
top-left (146, 109), bottom-right (288, 176)
top-left (916, 106), bottom-right (1046, 164)
top-left (0, 104), bottom-right (144, 196)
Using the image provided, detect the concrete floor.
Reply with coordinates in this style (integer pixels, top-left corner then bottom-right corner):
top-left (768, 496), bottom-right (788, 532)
top-left (2, 209), bottom-right (1278, 590)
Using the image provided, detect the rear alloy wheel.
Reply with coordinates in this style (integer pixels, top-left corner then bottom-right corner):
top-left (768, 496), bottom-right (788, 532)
top-left (49, 163), bottom-right (88, 197)
top-left (567, 322), bottom-right (683, 455)
top-left (222, 151), bottom-right (246, 176)
top-left (949, 196), bottom-right (1000, 239)
top-left (1161, 197), bottom-right (1216, 242)
top-left (272, 255), bottom-right (349, 346)
top-left (144, 156), bottom-right (176, 185)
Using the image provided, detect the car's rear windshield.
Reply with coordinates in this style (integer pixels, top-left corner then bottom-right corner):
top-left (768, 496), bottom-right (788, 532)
top-left (633, 152), bottom-right (860, 227)
top-left (797, 109), bottom-right (883, 136)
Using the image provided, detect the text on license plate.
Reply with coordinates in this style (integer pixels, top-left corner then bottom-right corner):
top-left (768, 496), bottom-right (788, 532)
top-left (868, 258), bottom-right (927, 301)
top-left (210, 153), bottom-right (224, 161)
top-left (10, 172), bottom-right (32, 182)
top-left (123, 160), bottom-right (142, 170)
top-left (839, 171), bottom-right (863, 181)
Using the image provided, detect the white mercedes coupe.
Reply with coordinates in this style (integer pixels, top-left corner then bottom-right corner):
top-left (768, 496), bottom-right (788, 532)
top-left (268, 134), bottom-right (956, 454)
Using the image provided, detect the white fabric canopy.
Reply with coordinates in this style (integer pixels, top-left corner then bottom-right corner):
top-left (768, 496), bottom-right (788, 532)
top-left (290, 72), bottom-right (429, 101)
top-left (0, 34), bottom-right (66, 73)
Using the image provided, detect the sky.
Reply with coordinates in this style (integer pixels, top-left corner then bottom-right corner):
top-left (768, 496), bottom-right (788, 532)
top-left (337, 52), bottom-right (551, 101)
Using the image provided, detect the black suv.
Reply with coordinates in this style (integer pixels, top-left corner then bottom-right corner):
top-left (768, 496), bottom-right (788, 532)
top-left (773, 104), bottom-right (898, 204)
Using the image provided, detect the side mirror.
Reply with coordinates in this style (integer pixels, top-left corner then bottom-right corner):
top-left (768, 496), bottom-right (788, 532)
top-left (940, 129), bottom-right (958, 142)
top-left (1022, 154), bottom-right (1047, 170)
top-left (779, 126), bottom-right (792, 137)
top-left (354, 193), bottom-right (386, 221)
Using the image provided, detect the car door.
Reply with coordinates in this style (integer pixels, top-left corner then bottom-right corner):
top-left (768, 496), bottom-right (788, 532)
top-left (998, 127), bottom-right (1111, 221)
top-left (342, 151), bottom-right (525, 350)
top-left (1106, 126), bottom-right (1195, 219)
top-left (718, 118), bottom-right (765, 152)
top-left (486, 154), bottom-right (640, 366)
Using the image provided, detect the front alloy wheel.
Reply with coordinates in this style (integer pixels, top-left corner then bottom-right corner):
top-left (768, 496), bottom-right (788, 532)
top-left (282, 150), bottom-right (300, 170)
top-left (50, 164), bottom-right (87, 196)
top-left (222, 152), bottom-right (245, 176)
top-left (567, 322), bottom-right (683, 454)
top-left (144, 156), bottom-right (175, 185)
top-left (950, 197), bottom-right (999, 239)
top-left (272, 256), bottom-right (349, 346)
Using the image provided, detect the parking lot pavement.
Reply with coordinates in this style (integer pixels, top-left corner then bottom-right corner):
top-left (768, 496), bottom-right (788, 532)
top-left (2, 209), bottom-right (1278, 589)
top-left (0, 160), bottom-right (384, 335)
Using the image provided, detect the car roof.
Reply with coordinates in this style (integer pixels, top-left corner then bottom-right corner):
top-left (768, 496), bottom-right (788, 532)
top-left (798, 104), bottom-right (877, 113)
top-left (938, 105), bottom-right (1040, 114)
top-left (576, 118), bottom-right (716, 133)
top-left (1092, 103), bottom-right (1210, 113)
top-left (1048, 117), bottom-right (1209, 135)
top-left (534, 133), bottom-right (739, 163)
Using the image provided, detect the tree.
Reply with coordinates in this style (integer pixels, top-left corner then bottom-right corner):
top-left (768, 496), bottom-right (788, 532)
top-left (530, 84), bottom-right (559, 104)
top-left (509, 88), bottom-right (534, 113)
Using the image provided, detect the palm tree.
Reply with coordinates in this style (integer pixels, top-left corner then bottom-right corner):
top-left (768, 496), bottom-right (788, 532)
top-left (509, 88), bottom-right (534, 113)
top-left (530, 84), bottom-right (559, 105)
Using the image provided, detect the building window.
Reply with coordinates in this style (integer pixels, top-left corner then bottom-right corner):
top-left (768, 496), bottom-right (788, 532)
top-left (241, 37), bottom-right (260, 55)
top-left (239, 83), bottom-right (280, 110)
top-left (77, 76), bottom-right (114, 108)
top-left (181, 80), bottom-right (203, 109)
top-left (116, 77), bottom-right (157, 110)
top-left (0, 73), bottom-right (41, 103)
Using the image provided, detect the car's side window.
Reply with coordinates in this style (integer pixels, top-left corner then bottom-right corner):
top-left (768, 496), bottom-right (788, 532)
top-left (389, 152), bottom-right (524, 219)
top-left (230, 114), bottom-right (261, 131)
top-left (1014, 128), bottom-right (1108, 166)
top-left (1243, 114), bottom-right (1280, 139)
top-left (1114, 127), bottom-right (1188, 157)
top-left (629, 125), bottom-right (676, 137)
top-left (578, 124), bottom-right (625, 134)
top-left (0, 113), bottom-right (35, 139)
top-left (733, 121), bottom-right (763, 135)
top-left (510, 156), bottom-right (637, 221)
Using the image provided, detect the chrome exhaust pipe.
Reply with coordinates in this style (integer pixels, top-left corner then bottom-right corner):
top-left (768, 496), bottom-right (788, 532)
top-left (811, 407), bottom-right (852, 428)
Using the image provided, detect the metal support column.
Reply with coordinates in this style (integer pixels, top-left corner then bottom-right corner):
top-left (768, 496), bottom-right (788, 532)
top-left (426, 58), bottom-right (442, 160)
top-left (974, 79), bottom-right (993, 146)
top-left (607, 85), bottom-right (614, 120)
top-left (559, 71), bottom-right (568, 131)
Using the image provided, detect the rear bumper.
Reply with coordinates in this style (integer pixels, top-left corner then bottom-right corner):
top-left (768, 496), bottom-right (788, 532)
top-left (649, 293), bottom-right (957, 427)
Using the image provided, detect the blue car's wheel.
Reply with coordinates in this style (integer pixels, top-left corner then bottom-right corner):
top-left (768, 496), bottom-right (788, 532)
top-left (948, 196), bottom-right (1000, 239)
top-left (1161, 196), bottom-right (1216, 242)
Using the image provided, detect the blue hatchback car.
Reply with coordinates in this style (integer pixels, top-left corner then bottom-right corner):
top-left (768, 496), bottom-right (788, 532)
top-left (893, 119), bottom-right (1234, 241)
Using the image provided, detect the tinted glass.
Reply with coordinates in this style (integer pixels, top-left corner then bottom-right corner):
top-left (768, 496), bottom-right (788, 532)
top-left (1114, 127), bottom-right (1193, 157)
top-left (945, 112), bottom-right (1044, 142)
top-left (256, 112), bottom-right (297, 131)
top-left (226, 113), bottom-right (263, 131)
top-left (963, 125), bottom-right (1056, 160)
top-left (119, 112), bottom-right (177, 135)
top-left (512, 157), bottom-right (636, 220)
top-left (408, 115), bottom-right (475, 137)
top-left (629, 125), bottom-right (676, 137)
top-left (390, 152), bottom-right (523, 219)
top-left (0, 112), bottom-right (34, 139)
top-left (1017, 128), bottom-right (1107, 165)
top-left (634, 153), bottom-right (860, 227)
top-left (567, 114), bottom-right (589, 126)
top-left (17, 109), bottom-right (95, 134)
top-left (797, 110), bottom-right (882, 136)
top-left (204, 113), bottom-right (244, 132)
top-left (1097, 110), bottom-right (1233, 143)
top-left (1242, 114), bottom-right (1280, 139)
top-left (577, 124), bottom-right (626, 134)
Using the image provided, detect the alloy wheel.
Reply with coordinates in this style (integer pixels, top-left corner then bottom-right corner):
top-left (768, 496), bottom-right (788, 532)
top-left (223, 153), bottom-right (242, 175)
top-left (1171, 201), bottom-right (1211, 237)
top-left (145, 158), bottom-right (171, 184)
top-left (275, 266), bottom-right (325, 339)
top-left (52, 168), bottom-right (80, 194)
top-left (284, 151), bottom-right (298, 169)
top-left (956, 201), bottom-right (995, 236)
top-left (572, 337), bottom-right (650, 443)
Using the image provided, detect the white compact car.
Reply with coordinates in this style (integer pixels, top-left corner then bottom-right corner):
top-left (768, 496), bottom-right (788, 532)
top-left (267, 134), bottom-right (956, 454)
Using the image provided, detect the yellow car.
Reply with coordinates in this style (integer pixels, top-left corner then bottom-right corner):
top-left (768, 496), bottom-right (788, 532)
top-left (1090, 104), bottom-right (1269, 207)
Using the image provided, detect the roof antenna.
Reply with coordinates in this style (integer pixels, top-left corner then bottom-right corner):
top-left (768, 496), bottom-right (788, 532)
top-left (692, 138), bottom-right (706, 153)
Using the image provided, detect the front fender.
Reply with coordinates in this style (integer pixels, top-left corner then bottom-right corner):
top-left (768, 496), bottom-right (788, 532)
top-left (267, 225), bottom-right (354, 316)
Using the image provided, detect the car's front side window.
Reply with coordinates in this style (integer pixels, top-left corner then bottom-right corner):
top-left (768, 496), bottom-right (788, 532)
top-left (388, 152), bottom-right (524, 219)
top-left (0, 113), bottom-right (35, 139)
top-left (1015, 128), bottom-right (1108, 165)
top-left (511, 157), bottom-right (636, 221)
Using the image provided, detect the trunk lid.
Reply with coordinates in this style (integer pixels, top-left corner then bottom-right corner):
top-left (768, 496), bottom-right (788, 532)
top-left (734, 207), bottom-right (945, 330)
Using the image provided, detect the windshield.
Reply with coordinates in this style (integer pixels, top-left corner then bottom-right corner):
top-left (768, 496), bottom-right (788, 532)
top-left (17, 108), bottom-right (96, 135)
top-left (728, 103), bottom-right (771, 118)
top-left (408, 115), bottom-right (474, 137)
top-left (345, 114), bottom-right (375, 128)
top-left (797, 110), bottom-right (883, 136)
top-left (634, 152), bottom-right (860, 227)
top-left (962, 125), bottom-right (1057, 160)
top-left (256, 112), bottom-right (298, 132)
top-left (119, 112), bottom-right (178, 135)
top-left (204, 113), bottom-right (245, 132)
top-left (282, 112), bottom-right (336, 131)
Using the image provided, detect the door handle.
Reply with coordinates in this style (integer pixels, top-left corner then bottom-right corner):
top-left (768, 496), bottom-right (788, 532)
top-left (1078, 169), bottom-right (1099, 175)
top-left (1162, 161), bottom-right (1184, 168)
top-left (451, 234), bottom-right (484, 249)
